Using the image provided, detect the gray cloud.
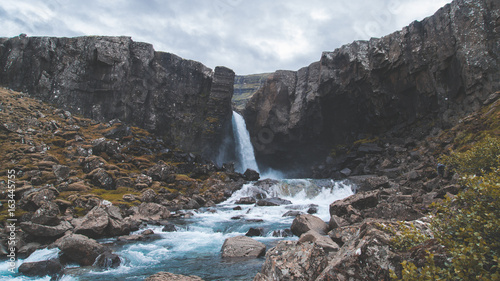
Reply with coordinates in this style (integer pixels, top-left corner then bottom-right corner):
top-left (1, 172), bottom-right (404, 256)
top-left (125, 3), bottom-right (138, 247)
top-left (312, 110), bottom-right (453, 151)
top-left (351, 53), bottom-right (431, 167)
top-left (0, 0), bottom-right (451, 74)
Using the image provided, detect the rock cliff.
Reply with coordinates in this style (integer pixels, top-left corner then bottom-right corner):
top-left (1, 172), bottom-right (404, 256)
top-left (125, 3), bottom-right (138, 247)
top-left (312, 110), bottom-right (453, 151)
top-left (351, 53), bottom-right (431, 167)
top-left (244, 0), bottom-right (500, 170)
top-left (0, 35), bottom-right (234, 158)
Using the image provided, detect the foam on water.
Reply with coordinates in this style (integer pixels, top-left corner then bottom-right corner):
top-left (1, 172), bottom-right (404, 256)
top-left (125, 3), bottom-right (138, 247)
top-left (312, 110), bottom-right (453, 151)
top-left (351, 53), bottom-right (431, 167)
top-left (0, 178), bottom-right (354, 280)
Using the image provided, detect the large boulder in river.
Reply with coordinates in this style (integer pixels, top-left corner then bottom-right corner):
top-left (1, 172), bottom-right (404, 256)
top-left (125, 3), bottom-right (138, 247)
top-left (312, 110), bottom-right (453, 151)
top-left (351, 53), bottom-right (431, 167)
top-left (145, 271), bottom-right (204, 281)
top-left (20, 221), bottom-right (73, 238)
top-left (256, 197), bottom-right (292, 206)
top-left (221, 236), bottom-right (266, 258)
top-left (18, 259), bottom-right (62, 277)
top-left (254, 240), bottom-right (328, 281)
top-left (243, 169), bottom-right (260, 181)
top-left (291, 214), bottom-right (329, 236)
top-left (53, 234), bottom-right (107, 266)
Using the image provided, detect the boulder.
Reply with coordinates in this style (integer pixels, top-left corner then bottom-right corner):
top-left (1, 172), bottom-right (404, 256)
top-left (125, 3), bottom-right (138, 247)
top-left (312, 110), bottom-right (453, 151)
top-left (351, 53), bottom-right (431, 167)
top-left (329, 189), bottom-right (380, 218)
top-left (348, 175), bottom-right (390, 192)
top-left (31, 202), bottom-right (60, 226)
top-left (221, 236), bottom-right (266, 258)
top-left (52, 165), bottom-right (71, 181)
top-left (18, 259), bottom-right (62, 277)
top-left (291, 214), bottom-right (329, 236)
top-left (145, 272), bottom-right (204, 281)
top-left (87, 168), bottom-right (115, 190)
top-left (282, 210), bottom-right (303, 217)
top-left (162, 223), bottom-right (177, 232)
top-left (245, 227), bottom-right (265, 237)
top-left (256, 197), bottom-right (292, 206)
top-left (20, 187), bottom-right (59, 211)
top-left (20, 221), bottom-right (73, 238)
top-left (315, 219), bottom-right (402, 281)
top-left (131, 202), bottom-right (171, 221)
top-left (243, 169), bottom-right (260, 181)
top-left (298, 230), bottom-right (340, 253)
top-left (141, 188), bottom-right (157, 203)
top-left (74, 206), bottom-right (109, 238)
top-left (54, 234), bottom-right (107, 266)
top-left (235, 197), bottom-right (256, 204)
top-left (146, 161), bottom-right (177, 182)
top-left (256, 240), bottom-right (328, 281)
top-left (81, 155), bottom-right (107, 173)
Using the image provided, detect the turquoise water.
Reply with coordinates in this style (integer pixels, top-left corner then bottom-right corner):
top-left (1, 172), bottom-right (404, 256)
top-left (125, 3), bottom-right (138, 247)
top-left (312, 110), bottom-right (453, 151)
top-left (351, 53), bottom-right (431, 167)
top-left (1, 179), bottom-right (353, 280)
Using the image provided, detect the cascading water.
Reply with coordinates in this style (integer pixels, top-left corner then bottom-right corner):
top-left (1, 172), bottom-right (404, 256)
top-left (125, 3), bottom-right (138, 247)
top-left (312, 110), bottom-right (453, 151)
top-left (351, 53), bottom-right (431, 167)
top-left (1, 113), bottom-right (355, 280)
top-left (1, 179), bottom-right (354, 281)
top-left (232, 111), bottom-right (260, 173)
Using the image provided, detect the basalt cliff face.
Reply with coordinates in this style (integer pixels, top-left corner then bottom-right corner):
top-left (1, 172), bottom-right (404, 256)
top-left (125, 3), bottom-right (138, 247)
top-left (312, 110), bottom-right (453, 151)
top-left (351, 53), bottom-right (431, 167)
top-left (0, 35), bottom-right (234, 158)
top-left (243, 0), bottom-right (500, 169)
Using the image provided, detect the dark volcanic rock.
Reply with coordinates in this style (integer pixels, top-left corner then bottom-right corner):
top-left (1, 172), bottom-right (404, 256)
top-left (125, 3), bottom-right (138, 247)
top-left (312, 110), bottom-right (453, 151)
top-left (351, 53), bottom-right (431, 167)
top-left (243, 169), bottom-right (260, 181)
top-left (243, 0), bottom-right (500, 168)
top-left (0, 36), bottom-right (234, 157)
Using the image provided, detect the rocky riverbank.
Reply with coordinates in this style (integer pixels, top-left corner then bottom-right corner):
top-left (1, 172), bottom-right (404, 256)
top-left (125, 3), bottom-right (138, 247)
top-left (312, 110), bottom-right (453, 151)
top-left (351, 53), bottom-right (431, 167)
top-left (252, 92), bottom-right (500, 280)
top-left (0, 87), bottom-right (253, 278)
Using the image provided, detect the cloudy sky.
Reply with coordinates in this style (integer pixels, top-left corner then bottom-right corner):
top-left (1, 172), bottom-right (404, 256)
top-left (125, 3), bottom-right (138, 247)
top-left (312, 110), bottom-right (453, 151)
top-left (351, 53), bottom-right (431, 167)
top-left (1, 0), bottom-right (451, 74)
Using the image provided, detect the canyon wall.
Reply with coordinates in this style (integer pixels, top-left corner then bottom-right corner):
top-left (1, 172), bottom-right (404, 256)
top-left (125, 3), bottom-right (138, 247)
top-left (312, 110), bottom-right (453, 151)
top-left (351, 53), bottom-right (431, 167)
top-left (0, 35), bottom-right (234, 158)
top-left (243, 0), bottom-right (500, 169)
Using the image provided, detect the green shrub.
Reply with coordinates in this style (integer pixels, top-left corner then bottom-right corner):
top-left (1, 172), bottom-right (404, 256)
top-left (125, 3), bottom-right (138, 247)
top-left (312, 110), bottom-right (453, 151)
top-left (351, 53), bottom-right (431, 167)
top-left (440, 136), bottom-right (500, 176)
top-left (379, 221), bottom-right (431, 252)
top-left (394, 137), bottom-right (500, 280)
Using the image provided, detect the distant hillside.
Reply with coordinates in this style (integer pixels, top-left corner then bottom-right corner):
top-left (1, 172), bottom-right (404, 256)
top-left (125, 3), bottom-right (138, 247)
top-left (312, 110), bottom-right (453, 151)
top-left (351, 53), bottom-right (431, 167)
top-left (233, 73), bottom-right (271, 111)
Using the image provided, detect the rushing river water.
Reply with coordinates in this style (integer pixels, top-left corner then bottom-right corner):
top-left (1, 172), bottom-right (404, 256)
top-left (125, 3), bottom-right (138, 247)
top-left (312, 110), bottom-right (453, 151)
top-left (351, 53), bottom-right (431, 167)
top-left (1, 178), bottom-right (354, 280)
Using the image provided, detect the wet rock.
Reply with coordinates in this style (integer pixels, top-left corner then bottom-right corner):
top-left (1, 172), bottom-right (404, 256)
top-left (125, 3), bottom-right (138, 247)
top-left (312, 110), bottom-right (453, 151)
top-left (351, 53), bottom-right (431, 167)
top-left (256, 197), bottom-right (292, 206)
top-left (291, 214), bottom-right (329, 236)
top-left (245, 227), bottom-right (265, 237)
top-left (94, 251), bottom-right (121, 269)
top-left (243, 169), bottom-right (260, 181)
top-left (256, 240), bottom-right (327, 281)
top-left (145, 271), bottom-right (204, 281)
top-left (307, 206), bottom-right (318, 214)
top-left (162, 223), bottom-right (177, 232)
top-left (235, 197), bottom-right (256, 205)
top-left (272, 229), bottom-right (293, 237)
top-left (282, 210), bottom-right (303, 217)
top-left (54, 234), bottom-right (107, 266)
top-left (221, 236), bottom-right (266, 258)
top-left (18, 258), bottom-right (62, 277)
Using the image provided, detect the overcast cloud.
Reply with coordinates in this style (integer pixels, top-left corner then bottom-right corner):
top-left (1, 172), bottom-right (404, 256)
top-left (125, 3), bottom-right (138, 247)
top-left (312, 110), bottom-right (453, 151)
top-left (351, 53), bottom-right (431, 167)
top-left (1, 0), bottom-right (451, 74)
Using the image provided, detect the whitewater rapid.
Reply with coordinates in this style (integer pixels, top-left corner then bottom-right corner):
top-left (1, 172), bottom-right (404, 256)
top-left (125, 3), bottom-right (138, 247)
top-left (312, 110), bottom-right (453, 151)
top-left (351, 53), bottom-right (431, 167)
top-left (1, 179), bottom-right (353, 280)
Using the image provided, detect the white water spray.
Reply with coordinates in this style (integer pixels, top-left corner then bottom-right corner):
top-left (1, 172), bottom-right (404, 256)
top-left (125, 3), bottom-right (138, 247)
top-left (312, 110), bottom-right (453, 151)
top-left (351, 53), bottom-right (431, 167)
top-left (232, 111), bottom-right (259, 173)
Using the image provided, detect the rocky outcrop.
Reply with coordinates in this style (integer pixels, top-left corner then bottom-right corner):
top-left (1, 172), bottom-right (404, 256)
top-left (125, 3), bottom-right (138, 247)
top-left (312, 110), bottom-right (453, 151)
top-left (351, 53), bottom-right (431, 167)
top-left (0, 35), bottom-right (234, 157)
top-left (244, 0), bottom-right (500, 169)
top-left (254, 240), bottom-right (328, 281)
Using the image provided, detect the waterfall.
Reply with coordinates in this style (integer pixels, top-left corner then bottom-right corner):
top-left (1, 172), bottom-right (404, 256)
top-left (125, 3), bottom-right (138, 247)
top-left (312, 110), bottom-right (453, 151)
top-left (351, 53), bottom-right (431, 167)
top-left (232, 111), bottom-right (260, 173)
